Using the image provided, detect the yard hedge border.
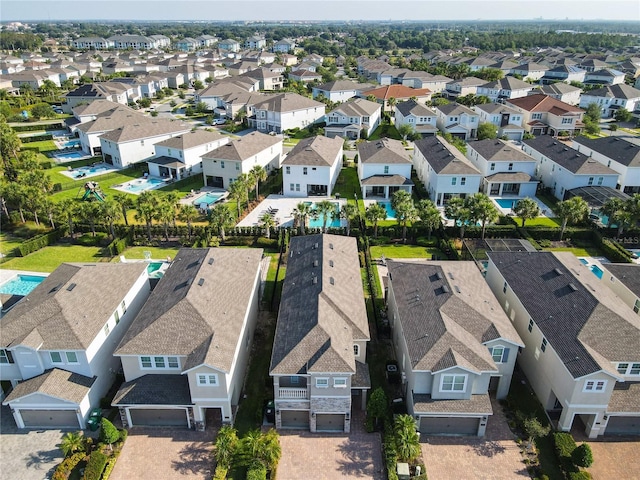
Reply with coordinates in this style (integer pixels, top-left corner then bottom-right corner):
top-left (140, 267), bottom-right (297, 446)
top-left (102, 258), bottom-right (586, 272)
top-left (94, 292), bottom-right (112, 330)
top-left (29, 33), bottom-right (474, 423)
top-left (18, 229), bottom-right (63, 257)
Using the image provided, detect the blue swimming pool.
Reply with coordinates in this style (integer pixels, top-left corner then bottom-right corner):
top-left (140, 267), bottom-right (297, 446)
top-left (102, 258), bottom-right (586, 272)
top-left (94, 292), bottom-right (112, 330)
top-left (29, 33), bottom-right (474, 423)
top-left (71, 164), bottom-right (113, 179)
top-left (118, 177), bottom-right (166, 194)
top-left (0, 274), bottom-right (46, 296)
top-left (377, 201), bottom-right (397, 220)
top-left (55, 151), bottom-right (85, 160)
top-left (309, 202), bottom-right (342, 228)
top-left (589, 264), bottom-right (604, 279)
top-left (194, 192), bottom-right (224, 207)
top-left (63, 140), bottom-right (80, 148)
top-left (146, 262), bottom-right (168, 279)
top-left (495, 198), bottom-right (519, 209)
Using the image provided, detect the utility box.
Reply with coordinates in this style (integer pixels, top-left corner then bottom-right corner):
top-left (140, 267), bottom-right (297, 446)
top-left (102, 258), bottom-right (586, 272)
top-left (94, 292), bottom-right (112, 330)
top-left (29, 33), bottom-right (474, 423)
top-left (396, 462), bottom-right (410, 480)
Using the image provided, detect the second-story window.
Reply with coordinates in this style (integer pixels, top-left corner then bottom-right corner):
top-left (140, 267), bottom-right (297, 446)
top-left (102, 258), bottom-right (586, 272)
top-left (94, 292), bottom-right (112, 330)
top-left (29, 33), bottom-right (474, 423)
top-left (0, 349), bottom-right (14, 364)
top-left (303, 167), bottom-right (308, 175)
top-left (384, 166), bottom-right (389, 174)
top-left (285, 166), bottom-right (290, 174)
top-left (440, 374), bottom-right (466, 392)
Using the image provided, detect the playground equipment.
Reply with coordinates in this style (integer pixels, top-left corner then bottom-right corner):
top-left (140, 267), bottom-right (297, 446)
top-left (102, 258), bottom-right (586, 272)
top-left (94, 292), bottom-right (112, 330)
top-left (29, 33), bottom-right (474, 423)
top-left (80, 181), bottom-right (105, 202)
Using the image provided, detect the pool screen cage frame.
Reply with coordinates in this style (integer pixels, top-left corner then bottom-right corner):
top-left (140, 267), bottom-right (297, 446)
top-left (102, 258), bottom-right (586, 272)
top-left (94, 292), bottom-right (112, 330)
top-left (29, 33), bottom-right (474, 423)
top-left (462, 238), bottom-right (538, 266)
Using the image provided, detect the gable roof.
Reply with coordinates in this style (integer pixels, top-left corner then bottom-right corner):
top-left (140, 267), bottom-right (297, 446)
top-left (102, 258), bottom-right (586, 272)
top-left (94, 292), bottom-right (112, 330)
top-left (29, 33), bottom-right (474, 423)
top-left (387, 260), bottom-right (522, 373)
top-left (357, 138), bottom-right (412, 165)
top-left (99, 119), bottom-right (191, 143)
top-left (154, 129), bottom-right (225, 150)
top-left (252, 92), bottom-right (323, 112)
top-left (328, 97), bottom-right (380, 117)
top-left (282, 135), bottom-right (342, 167)
top-left (314, 80), bottom-right (374, 93)
top-left (603, 263), bottom-right (640, 297)
top-left (538, 83), bottom-right (582, 96)
top-left (523, 137), bottom-right (617, 175)
top-left (414, 136), bottom-right (481, 175)
top-left (583, 83), bottom-right (640, 100)
top-left (474, 103), bottom-right (521, 116)
top-left (436, 103), bottom-right (478, 117)
top-left (480, 76), bottom-right (534, 91)
top-left (2, 368), bottom-right (95, 405)
top-left (115, 248), bottom-right (263, 374)
top-left (362, 84), bottom-right (431, 100)
top-left (270, 234), bottom-right (369, 376)
top-left (395, 99), bottom-right (437, 117)
top-left (573, 136), bottom-right (640, 167)
top-left (0, 263), bottom-right (147, 351)
top-left (507, 94), bottom-right (583, 115)
top-left (201, 131), bottom-right (281, 162)
top-left (72, 99), bottom-right (128, 117)
top-left (468, 139), bottom-right (535, 162)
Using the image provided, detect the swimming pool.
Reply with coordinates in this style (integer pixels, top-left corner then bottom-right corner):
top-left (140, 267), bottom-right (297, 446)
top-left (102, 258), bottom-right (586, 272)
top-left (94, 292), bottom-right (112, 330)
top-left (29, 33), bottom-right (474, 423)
top-left (146, 261), bottom-right (168, 279)
top-left (309, 202), bottom-right (343, 228)
top-left (495, 198), bottom-right (519, 209)
top-left (0, 274), bottom-right (46, 296)
top-left (61, 140), bottom-right (80, 148)
top-left (194, 192), bottom-right (224, 207)
top-left (377, 201), bottom-right (397, 220)
top-left (116, 177), bottom-right (166, 194)
top-left (590, 264), bottom-right (604, 279)
top-left (62, 163), bottom-right (116, 179)
top-left (55, 151), bottom-right (85, 160)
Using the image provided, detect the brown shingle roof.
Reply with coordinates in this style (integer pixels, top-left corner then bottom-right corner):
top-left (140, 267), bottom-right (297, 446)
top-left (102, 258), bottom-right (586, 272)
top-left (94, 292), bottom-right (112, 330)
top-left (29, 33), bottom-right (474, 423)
top-left (2, 368), bottom-right (95, 405)
top-left (507, 94), bottom-right (583, 114)
top-left (202, 131), bottom-right (281, 162)
top-left (154, 129), bottom-right (226, 150)
top-left (362, 84), bottom-right (431, 100)
top-left (282, 135), bottom-right (342, 167)
top-left (357, 138), bottom-right (412, 165)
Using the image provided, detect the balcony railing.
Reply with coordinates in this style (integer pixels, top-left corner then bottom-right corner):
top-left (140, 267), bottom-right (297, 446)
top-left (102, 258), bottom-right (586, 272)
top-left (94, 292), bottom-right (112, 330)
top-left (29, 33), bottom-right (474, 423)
top-left (278, 387), bottom-right (309, 399)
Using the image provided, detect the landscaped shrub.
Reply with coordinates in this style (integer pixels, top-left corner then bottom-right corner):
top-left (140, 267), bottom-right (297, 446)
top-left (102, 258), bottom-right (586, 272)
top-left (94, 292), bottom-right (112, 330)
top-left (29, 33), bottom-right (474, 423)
top-left (119, 428), bottom-right (128, 442)
top-left (18, 229), bottom-right (62, 256)
top-left (83, 450), bottom-right (108, 480)
top-left (19, 133), bottom-right (54, 143)
top-left (246, 461), bottom-right (267, 480)
top-left (553, 432), bottom-right (578, 473)
top-left (571, 443), bottom-right (594, 468)
top-left (100, 417), bottom-right (120, 446)
top-left (568, 471), bottom-right (592, 480)
top-left (212, 465), bottom-right (228, 480)
top-left (52, 452), bottom-right (85, 480)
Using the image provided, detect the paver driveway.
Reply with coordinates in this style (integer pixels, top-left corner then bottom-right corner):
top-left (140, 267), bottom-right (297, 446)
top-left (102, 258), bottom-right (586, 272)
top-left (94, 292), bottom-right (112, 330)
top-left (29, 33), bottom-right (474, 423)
top-left (421, 399), bottom-right (529, 480)
top-left (0, 405), bottom-right (66, 480)
top-left (109, 428), bottom-right (215, 480)
top-left (581, 436), bottom-right (640, 480)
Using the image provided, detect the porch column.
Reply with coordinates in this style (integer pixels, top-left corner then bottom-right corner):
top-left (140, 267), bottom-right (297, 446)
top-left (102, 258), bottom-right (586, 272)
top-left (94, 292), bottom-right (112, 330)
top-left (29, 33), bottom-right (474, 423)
top-left (361, 185), bottom-right (366, 199)
top-left (499, 183), bottom-right (504, 196)
top-left (385, 186), bottom-right (389, 199)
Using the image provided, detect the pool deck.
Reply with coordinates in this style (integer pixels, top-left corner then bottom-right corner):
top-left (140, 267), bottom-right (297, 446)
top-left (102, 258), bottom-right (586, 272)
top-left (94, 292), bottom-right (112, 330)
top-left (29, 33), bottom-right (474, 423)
top-left (491, 195), bottom-right (556, 218)
top-left (0, 269), bottom-right (49, 284)
top-left (59, 162), bottom-right (119, 180)
top-left (236, 194), bottom-right (347, 228)
top-left (178, 187), bottom-right (227, 205)
top-left (112, 176), bottom-right (171, 195)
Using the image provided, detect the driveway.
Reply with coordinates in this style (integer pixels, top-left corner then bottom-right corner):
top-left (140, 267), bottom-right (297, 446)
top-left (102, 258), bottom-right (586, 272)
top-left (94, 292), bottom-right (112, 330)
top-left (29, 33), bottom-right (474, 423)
top-left (421, 399), bottom-right (529, 480)
top-left (277, 410), bottom-right (384, 480)
top-left (0, 405), bottom-right (66, 480)
top-left (109, 428), bottom-right (215, 480)
top-left (578, 435), bottom-right (640, 480)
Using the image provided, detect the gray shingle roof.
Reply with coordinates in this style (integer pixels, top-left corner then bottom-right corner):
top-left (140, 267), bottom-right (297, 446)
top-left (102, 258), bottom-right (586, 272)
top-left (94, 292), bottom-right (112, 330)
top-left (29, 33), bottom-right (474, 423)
top-left (485, 172), bottom-right (534, 183)
top-left (413, 393), bottom-right (493, 414)
top-left (314, 80), bottom-right (374, 92)
top-left (468, 139), bottom-right (535, 163)
top-left (281, 135), bottom-right (342, 167)
top-left (327, 98), bottom-right (380, 117)
top-left (584, 84), bottom-right (640, 100)
top-left (99, 119), bottom-right (191, 143)
top-left (154, 129), bottom-right (225, 150)
top-left (395, 100), bottom-right (437, 117)
top-left (414, 136), bottom-right (481, 175)
top-left (603, 264), bottom-right (640, 297)
top-left (253, 92), bottom-right (323, 113)
top-left (115, 248), bottom-right (263, 374)
top-left (202, 131), bottom-right (281, 162)
top-left (112, 374), bottom-right (193, 406)
top-left (573, 136), bottom-right (640, 168)
top-left (0, 263), bottom-right (147, 350)
top-left (360, 174), bottom-right (413, 186)
top-left (357, 138), bottom-right (412, 165)
top-left (2, 368), bottom-right (95, 405)
top-left (480, 76), bottom-right (533, 90)
top-left (523, 137), bottom-right (617, 175)
top-left (270, 234), bottom-right (369, 376)
top-left (436, 103), bottom-right (478, 117)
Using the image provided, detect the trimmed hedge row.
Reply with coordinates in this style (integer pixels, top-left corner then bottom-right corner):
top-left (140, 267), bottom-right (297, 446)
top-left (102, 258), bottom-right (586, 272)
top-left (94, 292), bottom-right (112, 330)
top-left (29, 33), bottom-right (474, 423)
top-left (19, 133), bottom-right (54, 143)
top-left (553, 432), bottom-right (593, 479)
top-left (11, 122), bottom-right (65, 132)
top-left (83, 450), bottom-right (108, 480)
top-left (18, 229), bottom-right (63, 257)
top-left (52, 452), bottom-right (85, 480)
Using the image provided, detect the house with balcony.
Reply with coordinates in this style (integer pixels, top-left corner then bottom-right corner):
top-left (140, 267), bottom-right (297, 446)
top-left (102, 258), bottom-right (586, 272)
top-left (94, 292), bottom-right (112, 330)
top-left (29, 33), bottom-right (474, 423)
top-left (413, 136), bottom-right (482, 207)
top-left (113, 248), bottom-right (263, 429)
top-left (201, 131), bottom-right (282, 189)
top-left (572, 136), bottom-right (640, 194)
top-left (476, 76), bottom-right (535, 102)
top-left (578, 84), bottom-right (640, 119)
top-left (1, 263), bottom-right (150, 428)
top-left (485, 251), bottom-right (640, 437)
top-left (282, 136), bottom-right (343, 197)
top-left (357, 138), bottom-right (413, 199)
top-left (270, 234), bottom-right (370, 432)
top-left (324, 98), bottom-right (381, 140)
top-left (537, 83), bottom-right (582, 106)
top-left (148, 130), bottom-right (229, 181)
top-left (444, 77), bottom-right (487, 99)
top-left (394, 100), bottom-right (438, 137)
top-left (522, 136), bottom-right (619, 200)
top-left (599, 263), bottom-right (640, 315)
top-left (386, 260), bottom-right (523, 436)
top-left (506, 94), bottom-right (585, 137)
top-left (466, 139), bottom-right (538, 198)
top-left (311, 80), bottom-right (375, 103)
top-left (473, 103), bottom-right (525, 141)
top-left (252, 93), bottom-right (324, 134)
top-left (435, 103), bottom-right (479, 140)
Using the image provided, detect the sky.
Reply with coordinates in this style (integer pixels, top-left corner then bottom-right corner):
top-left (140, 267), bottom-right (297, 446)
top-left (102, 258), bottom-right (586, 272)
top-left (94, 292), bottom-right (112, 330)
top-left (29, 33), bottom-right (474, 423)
top-left (2, 0), bottom-right (639, 22)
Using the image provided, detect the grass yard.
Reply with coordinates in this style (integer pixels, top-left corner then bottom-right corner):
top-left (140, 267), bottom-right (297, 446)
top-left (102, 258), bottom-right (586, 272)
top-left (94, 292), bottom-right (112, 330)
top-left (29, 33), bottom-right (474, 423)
top-left (115, 246), bottom-right (181, 262)
top-left (519, 216), bottom-right (561, 227)
top-left (24, 139), bottom-right (58, 153)
top-left (546, 246), bottom-right (604, 257)
top-left (368, 123), bottom-right (402, 141)
top-left (49, 167), bottom-right (143, 202)
top-left (0, 233), bottom-right (24, 257)
top-left (0, 244), bottom-right (106, 272)
top-left (370, 244), bottom-right (444, 259)
top-left (333, 166), bottom-right (360, 200)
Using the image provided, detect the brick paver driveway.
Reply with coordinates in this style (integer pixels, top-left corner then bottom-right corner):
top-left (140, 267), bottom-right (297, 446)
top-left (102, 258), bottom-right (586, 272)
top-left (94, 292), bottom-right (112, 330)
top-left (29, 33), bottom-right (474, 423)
top-left (421, 399), bottom-right (529, 480)
top-left (109, 428), bottom-right (215, 480)
top-left (277, 411), bottom-right (384, 480)
top-left (582, 436), bottom-right (640, 480)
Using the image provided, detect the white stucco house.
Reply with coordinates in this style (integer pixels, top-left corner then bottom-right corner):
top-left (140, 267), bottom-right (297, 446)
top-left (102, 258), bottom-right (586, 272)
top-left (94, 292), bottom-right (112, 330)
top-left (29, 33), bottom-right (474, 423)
top-left (473, 103), bottom-right (525, 141)
top-left (252, 93), bottom-right (325, 134)
top-left (599, 263), bottom-right (640, 315)
top-left (435, 103), bottom-right (480, 140)
top-left (394, 100), bottom-right (438, 137)
top-left (476, 76), bottom-right (535, 102)
top-left (324, 98), bottom-right (381, 140)
top-left (311, 80), bottom-right (375, 103)
top-left (578, 84), bottom-right (640, 119)
top-left (357, 138), bottom-right (413, 199)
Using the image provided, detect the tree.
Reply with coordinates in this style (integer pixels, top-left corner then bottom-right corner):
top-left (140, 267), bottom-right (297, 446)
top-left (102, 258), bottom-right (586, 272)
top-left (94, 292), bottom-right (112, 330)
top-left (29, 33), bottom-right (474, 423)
top-left (101, 199), bottom-right (121, 238)
top-left (513, 197), bottom-right (540, 227)
top-left (100, 418), bottom-right (120, 450)
top-left (600, 197), bottom-right (625, 229)
top-left (178, 204), bottom-right (199, 240)
top-left (386, 96), bottom-right (397, 113)
top-left (135, 191), bottom-right (159, 242)
top-left (164, 191), bottom-right (181, 228)
top-left (0, 120), bottom-right (21, 181)
top-left (614, 107), bottom-right (632, 123)
top-left (522, 416), bottom-right (550, 450)
top-left (391, 190), bottom-right (415, 242)
top-left (58, 199), bottom-right (79, 238)
top-left (572, 443), bottom-right (594, 468)
top-left (394, 414), bottom-right (421, 463)
top-left (338, 202), bottom-right (358, 236)
top-left (292, 201), bottom-right (313, 235)
top-left (30, 103), bottom-right (56, 120)
top-left (416, 199), bottom-right (441, 239)
top-left (229, 177), bottom-right (248, 218)
top-left (444, 196), bottom-right (470, 240)
top-left (192, 79), bottom-right (204, 90)
top-left (556, 196), bottom-right (589, 240)
top-left (365, 202), bottom-right (387, 237)
top-left (213, 425), bottom-right (238, 470)
top-left (195, 101), bottom-right (208, 113)
top-left (154, 200), bottom-right (174, 242)
top-left (60, 431), bottom-right (85, 457)
top-left (397, 123), bottom-right (414, 142)
top-left (208, 203), bottom-right (234, 241)
top-left (314, 199), bottom-right (334, 233)
top-left (113, 193), bottom-right (134, 226)
top-left (477, 122), bottom-right (498, 140)
top-left (249, 165), bottom-right (267, 200)
top-left (584, 103), bottom-right (602, 123)
top-left (259, 212), bottom-right (276, 239)
top-left (78, 201), bottom-right (102, 237)
top-left (467, 193), bottom-right (500, 239)
top-left (366, 387), bottom-right (387, 430)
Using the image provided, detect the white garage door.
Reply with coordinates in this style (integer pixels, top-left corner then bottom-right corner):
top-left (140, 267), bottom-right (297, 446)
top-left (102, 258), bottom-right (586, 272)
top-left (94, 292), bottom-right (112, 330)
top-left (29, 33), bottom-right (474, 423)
top-left (20, 409), bottom-right (79, 428)
top-left (129, 408), bottom-right (189, 427)
top-left (316, 413), bottom-right (345, 432)
top-left (280, 410), bottom-right (309, 429)
top-left (605, 416), bottom-right (640, 435)
top-left (419, 416), bottom-right (480, 435)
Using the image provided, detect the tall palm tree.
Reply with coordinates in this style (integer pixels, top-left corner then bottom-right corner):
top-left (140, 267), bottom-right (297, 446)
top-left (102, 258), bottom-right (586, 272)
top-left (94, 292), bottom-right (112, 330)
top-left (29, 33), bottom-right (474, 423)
top-left (444, 196), bottom-right (470, 240)
top-left (600, 197), bottom-right (625, 230)
top-left (259, 212), bottom-right (276, 239)
top-left (236, 173), bottom-right (251, 206)
top-left (468, 193), bottom-right (499, 239)
top-left (314, 199), bottom-right (335, 233)
top-left (208, 203), bottom-right (234, 241)
top-left (394, 414), bottom-right (421, 463)
top-left (513, 197), bottom-right (541, 228)
top-left (249, 165), bottom-right (267, 200)
top-left (213, 425), bottom-right (238, 470)
top-left (556, 196), bottom-right (589, 240)
top-left (391, 190), bottom-right (415, 242)
top-left (78, 201), bottom-right (102, 237)
top-left (164, 191), bottom-right (181, 228)
top-left (154, 200), bottom-right (174, 242)
top-left (416, 199), bottom-right (441, 239)
top-left (292, 201), bottom-right (313, 235)
top-left (58, 199), bottom-right (78, 238)
top-left (101, 199), bottom-right (122, 239)
top-left (228, 178), bottom-right (248, 219)
top-left (337, 202), bottom-right (358, 236)
top-left (135, 191), bottom-right (159, 242)
top-left (365, 203), bottom-right (387, 238)
top-left (386, 96), bottom-right (397, 113)
top-left (178, 204), bottom-right (199, 240)
top-left (113, 193), bottom-right (134, 226)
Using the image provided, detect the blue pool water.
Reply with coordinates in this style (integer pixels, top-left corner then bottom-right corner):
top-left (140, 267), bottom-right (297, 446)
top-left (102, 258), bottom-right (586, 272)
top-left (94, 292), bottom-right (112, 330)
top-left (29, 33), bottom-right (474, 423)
top-left (309, 202), bottom-right (342, 228)
top-left (0, 274), bottom-right (46, 296)
top-left (119, 177), bottom-right (165, 194)
top-left (72, 165), bottom-right (111, 179)
top-left (146, 262), bottom-right (167, 279)
top-left (63, 140), bottom-right (80, 148)
top-left (377, 201), bottom-right (397, 220)
top-left (579, 258), bottom-right (589, 265)
top-left (56, 151), bottom-right (85, 160)
top-left (495, 199), bottom-right (518, 209)
top-left (589, 264), bottom-right (604, 279)
top-left (194, 192), bottom-right (224, 207)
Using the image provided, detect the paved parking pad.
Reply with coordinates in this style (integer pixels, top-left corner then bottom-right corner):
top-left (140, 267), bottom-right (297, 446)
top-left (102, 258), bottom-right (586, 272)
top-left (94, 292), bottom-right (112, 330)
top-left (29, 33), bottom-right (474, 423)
top-left (583, 437), bottom-right (640, 480)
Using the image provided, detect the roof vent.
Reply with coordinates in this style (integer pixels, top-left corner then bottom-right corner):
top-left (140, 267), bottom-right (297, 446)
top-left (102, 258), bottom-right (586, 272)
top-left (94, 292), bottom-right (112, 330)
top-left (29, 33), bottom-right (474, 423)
top-left (329, 260), bottom-right (334, 267)
top-left (208, 258), bottom-right (214, 265)
top-left (436, 272), bottom-right (443, 280)
top-left (330, 277), bottom-right (335, 285)
top-left (313, 260), bottom-right (319, 267)
top-left (313, 276), bottom-right (318, 285)
top-left (448, 272), bottom-right (455, 280)
top-left (198, 278), bottom-right (205, 286)
top-left (329, 243), bottom-right (334, 250)
top-left (553, 267), bottom-right (563, 276)
top-left (568, 283), bottom-right (578, 292)
top-left (50, 283), bottom-right (63, 293)
top-left (442, 285), bottom-right (450, 294)
top-left (454, 285), bottom-right (461, 293)
top-left (314, 242), bottom-right (319, 249)
top-left (66, 283), bottom-right (76, 291)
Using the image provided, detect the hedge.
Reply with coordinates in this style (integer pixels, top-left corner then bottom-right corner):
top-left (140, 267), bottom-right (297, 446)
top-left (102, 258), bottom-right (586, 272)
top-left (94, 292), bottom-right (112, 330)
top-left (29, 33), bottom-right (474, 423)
top-left (568, 472), bottom-right (592, 480)
top-left (571, 443), bottom-right (594, 468)
top-left (11, 122), bottom-right (65, 132)
top-left (212, 466), bottom-right (228, 480)
top-left (52, 452), bottom-right (85, 480)
top-left (18, 229), bottom-right (63, 257)
top-left (19, 133), bottom-right (54, 143)
top-left (83, 450), bottom-right (108, 480)
top-left (107, 236), bottom-right (130, 256)
top-left (246, 462), bottom-right (267, 480)
top-left (553, 432), bottom-right (578, 474)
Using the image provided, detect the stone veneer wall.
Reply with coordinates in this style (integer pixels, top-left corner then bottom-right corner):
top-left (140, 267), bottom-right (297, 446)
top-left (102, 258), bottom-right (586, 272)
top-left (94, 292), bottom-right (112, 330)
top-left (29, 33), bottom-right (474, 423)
top-left (310, 397), bottom-right (351, 433)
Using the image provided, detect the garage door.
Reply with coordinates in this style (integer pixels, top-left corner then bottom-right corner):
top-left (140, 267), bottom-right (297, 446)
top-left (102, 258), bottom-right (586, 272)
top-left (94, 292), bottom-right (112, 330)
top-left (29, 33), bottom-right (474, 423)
top-left (316, 413), bottom-right (345, 432)
top-left (21, 409), bottom-right (79, 428)
top-left (280, 410), bottom-right (309, 429)
top-left (129, 408), bottom-right (189, 427)
top-left (504, 132), bottom-right (522, 140)
top-left (605, 416), bottom-right (640, 435)
top-left (419, 416), bottom-right (480, 435)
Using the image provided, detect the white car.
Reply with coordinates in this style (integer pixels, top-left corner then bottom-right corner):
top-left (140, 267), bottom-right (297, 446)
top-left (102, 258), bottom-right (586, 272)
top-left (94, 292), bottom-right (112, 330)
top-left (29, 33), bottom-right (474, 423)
top-left (214, 118), bottom-right (227, 125)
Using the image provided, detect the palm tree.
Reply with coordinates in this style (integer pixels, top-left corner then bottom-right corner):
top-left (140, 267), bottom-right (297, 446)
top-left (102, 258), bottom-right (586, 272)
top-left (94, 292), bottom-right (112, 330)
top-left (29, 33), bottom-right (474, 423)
top-left (386, 96), bottom-right (397, 113)
top-left (154, 200), bottom-right (174, 242)
top-left (101, 199), bottom-right (122, 239)
top-left (394, 414), bottom-right (421, 463)
top-left (416, 199), bottom-right (441, 239)
top-left (292, 201), bottom-right (313, 235)
top-left (178, 204), bottom-right (199, 240)
top-left (338, 202), bottom-right (358, 236)
top-left (208, 203), bottom-right (234, 241)
top-left (468, 193), bottom-right (499, 239)
top-left (365, 203), bottom-right (387, 237)
top-left (164, 191), bottom-right (181, 228)
top-left (259, 212), bottom-right (276, 239)
top-left (249, 165), bottom-right (267, 200)
top-left (213, 425), bottom-right (238, 470)
top-left (113, 193), bottom-right (134, 226)
top-left (40, 198), bottom-right (57, 229)
top-left (444, 196), bottom-right (471, 240)
top-left (556, 196), bottom-right (589, 240)
top-left (3, 182), bottom-right (27, 223)
top-left (260, 428), bottom-right (281, 473)
top-left (391, 190), bottom-right (415, 242)
top-left (135, 191), bottom-right (159, 242)
top-left (513, 197), bottom-right (541, 228)
top-left (60, 431), bottom-right (85, 457)
top-left (78, 201), bottom-right (102, 237)
top-left (397, 123), bottom-right (414, 142)
top-left (237, 173), bottom-right (251, 207)
top-left (314, 199), bottom-right (335, 233)
top-left (58, 199), bottom-right (78, 238)
top-left (600, 197), bottom-right (625, 229)
top-left (228, 178), bottom-right (248, 219)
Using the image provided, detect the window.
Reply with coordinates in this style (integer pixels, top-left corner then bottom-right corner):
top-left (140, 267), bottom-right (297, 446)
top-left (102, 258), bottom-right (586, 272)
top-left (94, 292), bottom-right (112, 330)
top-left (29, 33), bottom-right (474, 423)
top-left (508, 163), bottom-right (513, 171)
top-left (490, 346), bottom-right (510, 363)
top-left (532, 113), bottom-right (542, 120)
top-left (103, 323), bottom-right (110, 336)
top-left (461, 177), bottom-right (466, 186)
top-left (561, 117), bottom-right (572, 124)
top-left (384, 165), bottom-right (389, 174)
top-left (503, 281), bottom-right (507, 293)
top-left (141, 356), bottom-right (152, 368)
top-left (583, 380), bottom-right (607, 392)
top-left (635, 299), bottom-right (640, 314)
top-left (66, 352), bottom-right (78, 364)
top-left (617, 363), bottom-right (640, 375)
top-left (121, 300), bottom-right (127, 313)
top-left (290, 183), bottom-right (294, 191)
top-left (451, 177), bottom-right (457, 185)
top-left (154, 357), bottom-right (165, 368)
top-left (50, 352), bottom-right (63, 363)
top-left (168, 357), bottom-right (179, 369)
top-left (303, 167), bottom-right (308, 175)
top-left (334, 378), bottom-right (347, 388)
top-left (285, 166), bottom-right (290, 174)
top-left (597, 177), bottom-right (603, 186)
top-left (197, 374), bottom-right (218, 386)
top-left (141, 355), bottom-right (179, 369)
top-left (588, 177), bottom-right (594, 186)
top-left (353, 344), bottom-right (360, 356)
top-left (490, 163), bottom-right (495, 171)
top-left (295, 184), bottom-right (300, 192)
top-left (114, 309), bottom-right (120, 325)
top-left (440, 374), bottom-right (466, 392)
top-left (528, 319), bottom-right (534, 333)
top-left (0, 349), bottom-right (14, 364)
top-left (290, 376), bottom-right (299, 385)
top-left (235, 162), bottom-right (240, 171)
top-left (316, 377), bottom-right (329, 388)
top-left (221, 161), bottom-right (225, 169)
top-left (541, 338), bottom-right (547, 352)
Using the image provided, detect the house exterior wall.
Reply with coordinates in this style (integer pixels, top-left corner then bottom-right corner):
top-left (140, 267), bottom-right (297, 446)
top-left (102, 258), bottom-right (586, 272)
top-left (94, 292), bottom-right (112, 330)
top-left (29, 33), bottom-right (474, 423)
top-left (394, 110), bottom-right (437, 133)
top-left (571, 141), bottom-right (640, 192)
top-left (466, 148), bottom-right (536, 178)
top-left (358, 161), bottom-right (411, 183)
top-left (255, 106), bottom-right (324, 133)
top-left (283, 149), bottom-right (343, 197)
top-left (312, 88), bottom-right (358, 103)
top-left (154, 137), bottom-right (229, 171)
top-left (599, 269), bottom-right (640, 314)
top-left (101, 130), bottom-right (190, 168)
top-left (436, 111), bottom-right (479, 140)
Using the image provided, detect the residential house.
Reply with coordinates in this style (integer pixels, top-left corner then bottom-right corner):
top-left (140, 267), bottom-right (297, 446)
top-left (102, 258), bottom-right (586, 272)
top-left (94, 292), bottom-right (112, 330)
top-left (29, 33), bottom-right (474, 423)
top-left (280, 54), bottom-right (299, 67)
top-left (510, 62), bottom-right (548, 81)
top-left (413, 136), bottom-right (482, 206)
top-left (113, 248), bottom-right (263, 429)
top-left (401, 72), bottom-right (452, 94)
top-left (72, 37), bottom-right (114, 50)
top-left (435, 103), bottom-right (480, 140)
top-left (360, 85), bottom-right (432, 112)
top-left (197, 35), bottom-right (217, 48)
top-left (75, 104), bottom-right (144, 156)
top-left (476, 76), bottom-right (535, 102)
top-left (540, 65), bottom-right (587, 85)
top-left (386, 260), bottom-right (523, 436)
top-left (522, 136), bottom-right (619, 200)
top-left (241, 68), bottom-right (284, 90)
top-left (473, 103), bottom-right (525, 141)
top-left (485, 251), bottom-right (640, 438)
top-left (536, 83), bottom-right (582, 106)
top-left (282, 136), bottom-right (343, 197)
top-left (357, 138), bottom-right (413, 200)
top-left (324, 98), bottom-right (381, 140)
top-left (506, 94), bottom-right (585, 137)
top-left (599, 263), bottom-right (640, 315)
top-left (578, 84), bottom-right (640, 119)
top-left (63, 82), bottom-right (131, 112)
top-left (195, 77), bottom-right (258, 112)
top-left (201, 131), bottom-right (282, 189)
top-left (252, 93), bottom-right (325, 134)
top-left (108, 35), bottom-right (167, 50)
top-left (572, 136), bottom-right (640, 194)
top-left (148, 130), bottom-right (229, 181)
top-left (176, 38), bottom-right (199, 52)
top-left (270, 234), bottom-right (370, 433)
top-left (245, 36), bottom-right (267, 50)
top-left (218, 39), bottom-right (241, 53)
top-left (287, 69), bottom-right (322, 83)
top-left (444, 77), bottom-right (486, 99)
top-left (273, 39), bottom-right (296, 53)
top-left (584, 69), bottom-right (626, 86)
top-left (311, 80), bottom-right (374, 103)
top-left (466, 139), bottom-right (538, 197)
top-left (1, 263), bottom-right (150, 428)
top-left (394, 100), bottom-right (438, 137)
top-left (579, 59), bottom-right (610, 73)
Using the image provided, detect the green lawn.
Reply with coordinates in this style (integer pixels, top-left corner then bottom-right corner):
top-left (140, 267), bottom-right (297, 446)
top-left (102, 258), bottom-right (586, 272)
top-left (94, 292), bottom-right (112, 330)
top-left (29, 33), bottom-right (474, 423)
top-left (370, 244), bottom-right (444, 259)
top-left (23, 139), bottom-right (58, 153)
top-left (114, 246), bottom-right (181, 262)
top-left (333, 167), bottom-right (360, 200)
top-left (0, 244), bottom-right (106, 272)
top-left (49, 167), bottom-right (143, 202)
top-left (368, 123), bottom-right (402, 141)
top-left (0, 233), bottom-right (24, 257)
top-left (519, 217), bottom-right (561, 227)
top-left (546, 246), bottom-right (604, 257)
